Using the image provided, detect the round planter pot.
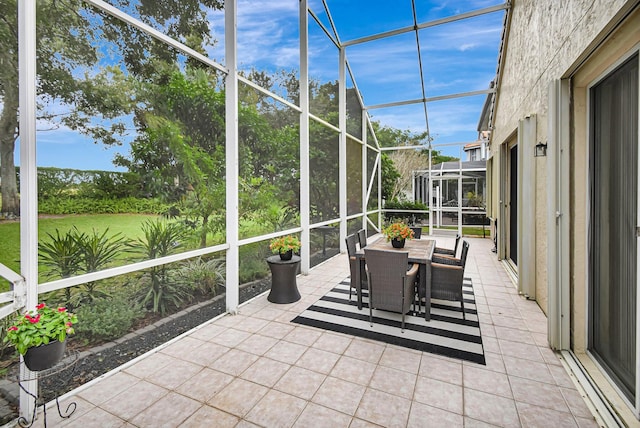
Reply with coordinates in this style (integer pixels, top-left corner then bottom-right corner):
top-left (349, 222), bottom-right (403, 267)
top-left (23, 339), bottom-right (66, 371)
top-left (279, 250), bottom-right (293, 261)
top-left (391, 238), bottom-right (406, 249)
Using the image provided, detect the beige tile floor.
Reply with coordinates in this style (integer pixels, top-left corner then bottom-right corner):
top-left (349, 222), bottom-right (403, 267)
top-left (30, 236), bottom-right (599, 428)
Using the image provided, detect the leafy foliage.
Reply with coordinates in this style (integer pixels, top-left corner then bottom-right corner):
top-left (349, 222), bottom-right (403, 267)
top-left (39, 229), bottom-right (84, 280)
top-left (38, 197), bottom-right (170, 215)
top-left (269, 235), bottom-right (301, 254)
top-left (70, 228), bottom-right (129, 306)
top-left (381, 154), bottom-right (400, 201)
top-left (39, 227), bottom-right (129, 308)
top-left (4, 303), bottom-right (78, 355)
top-left (128, 219), bottom-right (188, 314)
top-left (75, 294), bottom-right (144, 342)
top-left (1, 0), bottom-right (226, 215)
top-left (384, 199), bottom-right (429, 224)
top-left (177, 256), bottom-right (225, 295)
top-left (382, 222), bottom-right (415, 241)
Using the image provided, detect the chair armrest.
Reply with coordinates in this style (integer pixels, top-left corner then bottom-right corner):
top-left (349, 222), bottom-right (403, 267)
top-left (431, 261), bottom-right (462, 271)
top-left (432, 255), bottom-right (461, 266)
top-left (434, 247), bottom-right (456, 256)
top-left (406, 263), bottom-right (419, 276)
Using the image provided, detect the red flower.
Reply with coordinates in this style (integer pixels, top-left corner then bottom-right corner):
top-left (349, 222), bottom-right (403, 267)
top-left (57, 307), bottom-right (67, 313)
top-left (8, 326), bottom-right (18, 332)
top-left (28, 314), bottom-right (41, 324)
top-left (36, 303), bottom-right (46, 310)
top-left (65, 322), bottom-right (73, 327)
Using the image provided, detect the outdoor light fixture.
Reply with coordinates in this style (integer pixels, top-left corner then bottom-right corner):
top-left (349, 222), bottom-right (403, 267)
top-left (535, 141), bottom-right (548, 157)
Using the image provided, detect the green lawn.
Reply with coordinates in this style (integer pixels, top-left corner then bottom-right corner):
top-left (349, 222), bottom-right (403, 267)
top-left (435, 225), bottom-right (491, 237)
top-left (0, 214), bottom-right (158, 285)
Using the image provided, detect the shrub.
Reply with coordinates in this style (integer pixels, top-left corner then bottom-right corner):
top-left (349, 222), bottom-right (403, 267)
top-left (239, 242), bottom-right (270, 283)
top-left (0, 318), bottom-right (15, 359)
top-left (383, 199), bottom-right (428, 224)
top-left (38, 197), bottom-right (170, 215)
top-left (75, 294), bottom-right (144, 342)
top-left (178, 256), bottom-right (225, 296)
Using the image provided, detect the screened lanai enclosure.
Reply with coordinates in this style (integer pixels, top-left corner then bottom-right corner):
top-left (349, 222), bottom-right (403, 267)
top-left (0, 0), bottom-right (508, 421)
top-left (414, 160), bottom-right (489, 235)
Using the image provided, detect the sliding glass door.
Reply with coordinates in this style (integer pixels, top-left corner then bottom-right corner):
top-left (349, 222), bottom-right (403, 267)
top-left (589, 53), bottom-right (639, 402)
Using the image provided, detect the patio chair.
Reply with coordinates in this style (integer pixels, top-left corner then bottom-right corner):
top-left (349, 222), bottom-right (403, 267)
top-left (357, 229), bottom-right (367, 249)
top-left (346, 234), bottom-right (367, 300)
top-left (410, 226), bottom-right (422, 239)
top-left (364, 248), bottom-right (419, 332)
top-left (430, 240), bottom-right (470, 319)
top-left (434, 234), bottom-right (460, 257)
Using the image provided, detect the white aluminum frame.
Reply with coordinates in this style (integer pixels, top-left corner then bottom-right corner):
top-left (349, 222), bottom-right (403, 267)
top-left (5, 0), bottom-right (509, 420)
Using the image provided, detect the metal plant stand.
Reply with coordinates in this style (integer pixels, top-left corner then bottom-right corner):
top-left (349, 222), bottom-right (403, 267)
top-left (17, 350), bottom-right (79, 428)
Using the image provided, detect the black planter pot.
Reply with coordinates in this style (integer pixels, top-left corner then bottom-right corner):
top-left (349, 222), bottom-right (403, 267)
top-left (391, 238), bottom-right (406, 249)
top-left (23, 339), bottom-right (66, 371)
top-left (279, 250), bottom-right (293, 261)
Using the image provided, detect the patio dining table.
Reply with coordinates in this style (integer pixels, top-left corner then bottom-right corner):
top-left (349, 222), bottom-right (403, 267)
top-left (354, 237), bottom-right (436, 320)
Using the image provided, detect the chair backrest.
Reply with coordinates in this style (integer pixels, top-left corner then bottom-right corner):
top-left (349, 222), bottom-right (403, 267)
top-left (345, 234), bottom-right (358, 257)
top-left (357, 229), bottom-right (367, 248)
top-left (364, 248), bottom-right (410, 311)
top-left (459, 241), bottom-right (470, 268)
top-left (453, 234), bottom-right (461, 254)
top-left (410, 227), bottom-right (422, 239)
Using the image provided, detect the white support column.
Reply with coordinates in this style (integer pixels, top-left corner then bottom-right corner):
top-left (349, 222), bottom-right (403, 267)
top-left (18, 0), bottom-right (38, 418)
top-left (362, 110), bottom-right (367, 233)
top-left (225, 0), bottom-right (239, 313)
top-left (547, 80), bottom-right (570, 350)
top-left (339, 48), bottom-right (347, 241)
top-left (377, 152), bottom-right (382, 231)
top-left (428, 149), bottom-right (433, 235)
top-left (457, 155), bottom-right (463, 236)
top-left (518, 115), bottom-right (537, 299)
top-left (299, 0), bottom-right (310, 272)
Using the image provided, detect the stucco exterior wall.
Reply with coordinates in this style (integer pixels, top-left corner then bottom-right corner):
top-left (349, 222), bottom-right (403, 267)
top-left (489, 0), bottom-right (632, 317)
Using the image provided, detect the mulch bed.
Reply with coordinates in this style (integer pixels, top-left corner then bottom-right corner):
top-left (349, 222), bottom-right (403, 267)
top-left (0, 278), bottom-right (271, 425)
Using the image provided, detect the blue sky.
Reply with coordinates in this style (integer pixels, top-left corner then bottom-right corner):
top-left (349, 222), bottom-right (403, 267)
top-left (30, 0), bottom-right (505, 171)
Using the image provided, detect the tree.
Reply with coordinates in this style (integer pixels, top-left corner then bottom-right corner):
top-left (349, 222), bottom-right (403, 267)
top-left (0, 0), bottom-right (224, 215)
top-left (430, 150), bottom-right (457, 165)
top-left (1, 0), bottom-right (100, 215)
top-left (381, 153), bottom-right (400, 201)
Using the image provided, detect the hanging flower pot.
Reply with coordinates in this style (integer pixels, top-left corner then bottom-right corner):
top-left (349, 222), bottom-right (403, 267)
top-left (5, 303), bottom-right (78, 371)
top-left (23, 339), bottom-right (67, 372)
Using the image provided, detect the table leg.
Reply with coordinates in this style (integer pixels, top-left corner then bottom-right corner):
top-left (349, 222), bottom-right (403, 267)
top-left (422, 262), bottom-right (431, 321)
top-left (356, 257), bottom-right (364, 310)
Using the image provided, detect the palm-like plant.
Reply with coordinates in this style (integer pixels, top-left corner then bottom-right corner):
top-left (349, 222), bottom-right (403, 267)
top-left (39, 228), bottom-right (83, 279)
top-left (72, 228), bottom-right (128, 306)
top-left (39, 228), bottom-right (84, 308)
top-left (39, 227), bottom-right (129, 309)
top-left (128, 219), bottom-right (188, 314)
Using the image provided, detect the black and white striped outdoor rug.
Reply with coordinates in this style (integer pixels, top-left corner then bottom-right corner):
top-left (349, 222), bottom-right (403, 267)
top-left (291, 277), bottom-right (486, 365)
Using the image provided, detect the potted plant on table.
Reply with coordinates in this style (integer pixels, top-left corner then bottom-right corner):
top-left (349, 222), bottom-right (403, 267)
top-left (269, 235), bottom-right (301, 260)
top-left (382, 222), bottom-right (415, 248)
top-left (4, 303), bottom-right (78, 371)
